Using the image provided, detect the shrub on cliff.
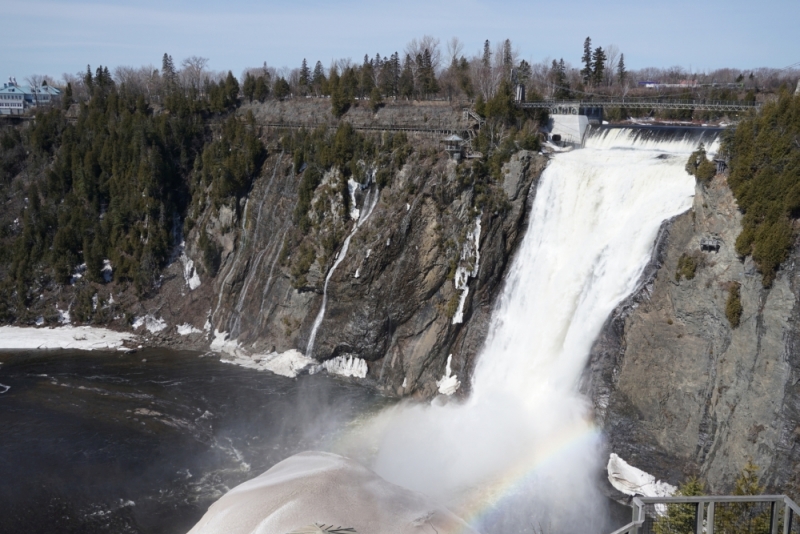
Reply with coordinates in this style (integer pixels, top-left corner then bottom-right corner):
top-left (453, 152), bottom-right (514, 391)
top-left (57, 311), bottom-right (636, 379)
top-left (685, 143), bottom-right (716, 183)
top-left (726, 281), bottom-right (743, 328)
top-left (675, 253), bottom-right (698, 281)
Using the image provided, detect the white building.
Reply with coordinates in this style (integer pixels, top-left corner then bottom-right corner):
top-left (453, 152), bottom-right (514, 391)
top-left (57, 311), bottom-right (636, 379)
top-left (0, 77), bottom-right (61, 115)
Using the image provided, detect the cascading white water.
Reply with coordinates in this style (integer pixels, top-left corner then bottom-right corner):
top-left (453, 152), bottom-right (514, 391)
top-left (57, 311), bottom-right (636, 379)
top-left (189, 128), bottom-right (720, 534)
top-left (357, 128), bottom-right (713, 532)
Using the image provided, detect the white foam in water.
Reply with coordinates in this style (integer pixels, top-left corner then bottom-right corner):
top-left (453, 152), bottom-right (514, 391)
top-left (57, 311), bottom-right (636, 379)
top-left (189, 128), bottom-right (707, 533)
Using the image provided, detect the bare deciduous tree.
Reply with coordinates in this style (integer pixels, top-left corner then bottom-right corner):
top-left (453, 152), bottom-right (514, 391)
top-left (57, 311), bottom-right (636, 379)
top-left (405, 35), bottom-right (441, 72)
top-left (180, 56), bottom-right (209, 91)
top-left (446, 36), bottom-right (464, 65)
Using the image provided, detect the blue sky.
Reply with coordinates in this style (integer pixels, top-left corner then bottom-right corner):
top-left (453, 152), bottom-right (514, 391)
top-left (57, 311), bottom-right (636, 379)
top-left (4, 0), bottom-right (799, 82)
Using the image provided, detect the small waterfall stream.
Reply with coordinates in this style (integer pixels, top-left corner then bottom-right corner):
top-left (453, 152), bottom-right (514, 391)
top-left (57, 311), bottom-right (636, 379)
top-left (305, 185), bottom-right (379, 358)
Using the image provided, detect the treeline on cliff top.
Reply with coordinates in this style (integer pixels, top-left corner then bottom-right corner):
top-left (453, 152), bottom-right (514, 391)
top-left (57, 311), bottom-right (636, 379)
top-left (0, 49), bottom-right (545, 324)
top-left (723, 88), bottom-right (800, 287)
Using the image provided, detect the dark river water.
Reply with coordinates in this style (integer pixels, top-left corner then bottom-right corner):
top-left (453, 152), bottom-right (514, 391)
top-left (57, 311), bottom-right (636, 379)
top-left (0, 349), bottom-right (389, 534)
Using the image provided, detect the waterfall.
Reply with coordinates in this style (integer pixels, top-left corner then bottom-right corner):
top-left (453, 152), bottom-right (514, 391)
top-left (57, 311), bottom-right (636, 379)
top-left (361, 128), bottom-right (712, 532)
top-left (305, 185), bottom-right (380, 358)
top-left (189, 128), bottom-right (721, 534)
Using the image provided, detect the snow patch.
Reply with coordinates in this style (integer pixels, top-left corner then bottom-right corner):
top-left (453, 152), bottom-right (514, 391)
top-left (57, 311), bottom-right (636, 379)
top-left (35, 316), bottom-right (45, 326)
top-left (0, 326), bottom-right (135, 351)
top-left (607, 453), bottom-right (676, 498)
top-left (452, 216), bottom-right (482, 324)
top-left (436, 354), bottom-right (460, 396)
top-left (177, 323), bottom-right (202, 336)
top-left (57, 306), bottom-right (71, 325)
top-left (101, 259), bottom-right (113, 283)
top-left (132, 314), bottom-right (167, 334)
top-left (70, 263), bottom-right (87, 285)
top-left (354, 268), bottom-right (360, 279)
top-left (179, 244), bottom-right (201, 291)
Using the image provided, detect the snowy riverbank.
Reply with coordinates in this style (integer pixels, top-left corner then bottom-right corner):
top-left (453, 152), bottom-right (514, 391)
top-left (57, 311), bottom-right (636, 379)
top-left (0, 326), bottom-right (136, 351)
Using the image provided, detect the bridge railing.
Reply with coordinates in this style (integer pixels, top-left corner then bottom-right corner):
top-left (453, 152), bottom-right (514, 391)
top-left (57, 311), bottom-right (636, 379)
top-left (609, 495), bottom-right (800, 534)
top-left (520, 99), bottom-right (760, 112)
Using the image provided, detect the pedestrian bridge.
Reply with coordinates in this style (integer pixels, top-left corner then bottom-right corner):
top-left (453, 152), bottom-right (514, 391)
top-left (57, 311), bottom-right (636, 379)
top-left (521, 99), bottom-right (760, 115)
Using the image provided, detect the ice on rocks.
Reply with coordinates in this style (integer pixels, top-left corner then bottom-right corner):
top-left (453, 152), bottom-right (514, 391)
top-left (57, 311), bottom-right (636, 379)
top-left (176, 323), bottom-right (202, 336)
top-left (436, 354), bottom-right (460, 396)
top-left (313, 355), bottom-right (368, 378)
top-left (607, 453), bottom-right (676, 498)
top-left (212, 330), bottom-right (316, 378)
top-left (133, 314), bottom-right (167, 334)
top-left (347, 178), bottom-right (361, 220)
top-left (452, 216), bottom-right (482, 324)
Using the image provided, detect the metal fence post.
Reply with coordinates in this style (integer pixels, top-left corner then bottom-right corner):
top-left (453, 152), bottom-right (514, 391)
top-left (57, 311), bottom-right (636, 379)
top-left (707, 501), bottom-right (715, 534)
top-left (784, 501), bottom-right (793, 534)
top-left (772, 500), bottom-right (780, 534)
top-left (696, 501), bottom-right (705, 534)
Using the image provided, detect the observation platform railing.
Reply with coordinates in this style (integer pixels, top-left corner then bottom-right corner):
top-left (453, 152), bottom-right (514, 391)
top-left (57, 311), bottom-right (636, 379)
top-left (609, 495), bottom-right (800, 534)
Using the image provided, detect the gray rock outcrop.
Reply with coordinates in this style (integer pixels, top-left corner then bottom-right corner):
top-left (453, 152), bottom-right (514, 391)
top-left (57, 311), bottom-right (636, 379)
top-left (586, 172), bottom-right (800, 494)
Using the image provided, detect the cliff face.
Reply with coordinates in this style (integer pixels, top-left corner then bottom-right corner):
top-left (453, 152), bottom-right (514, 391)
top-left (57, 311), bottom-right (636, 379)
top-left (140, 129), bottom-right (545, 398)
top-left (587, 172), bottom-right (800, 494)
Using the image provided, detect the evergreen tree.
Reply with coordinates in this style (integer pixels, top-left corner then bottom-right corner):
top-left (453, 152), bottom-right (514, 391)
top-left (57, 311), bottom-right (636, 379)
top-left (253, 75), bottom-right (269, 101)
top-left (399, 54), bottom-right (415, 100)
top-left (299, 58), bottom-right (311, 92)
top-left (581, 37), bottom-right (593, 84)
top-left (312, 61), bottom-right (326, 96)
top-left (654, 478), bottom-right (705, 534)
top-left (517, 60), bottom-right (532, 85)
top-left (502, 39), bottom-right (513, 80)
top-left (553, 59), bottom-right (570, 99)
top-left (224, 71), bottom-right (240, 104)
top-left (369, 86), bottom-right (383, 112)
top-left (62, 83), bottom-right (73, 109)
top-left (617, 53), bottom-right (627, 86)
top-left (273, 77), bottom-right (291, 100)
top-left (592, 46), bottom-right (607, 86)
top-left (242, 72), bottom-right (256, 101)
top-left (360, 54), bottom-right (375, 98)
top-left (715, 461), bottom-right (770, 534)
top-left (329, 67), bottom-right (349, 117)
top-left (482, 40), bottom-right (491, 68)
top-left (161, 53), bottom-right (176, 84)
top-left (417, 48), bottom-right (438, 97)
top-left (84, 65), bottom-right (93, 91)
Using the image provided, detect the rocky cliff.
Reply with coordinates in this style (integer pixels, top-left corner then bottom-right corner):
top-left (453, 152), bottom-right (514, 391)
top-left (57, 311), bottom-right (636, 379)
top-left (134, 121), bottom-right (545, 398)
top-left (587, 171), bottom-right (800, 495)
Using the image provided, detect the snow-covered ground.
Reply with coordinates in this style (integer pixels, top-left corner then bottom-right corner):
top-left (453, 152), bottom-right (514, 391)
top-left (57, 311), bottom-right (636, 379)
top-left (0, 326), bottom-right (135, 351)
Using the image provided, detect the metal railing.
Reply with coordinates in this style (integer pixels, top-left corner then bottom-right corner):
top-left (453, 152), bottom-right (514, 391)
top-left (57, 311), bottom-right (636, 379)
top-left (520, 99), bottom-right (761, 112)
top-left (609, 495), bottom-right (800, 534)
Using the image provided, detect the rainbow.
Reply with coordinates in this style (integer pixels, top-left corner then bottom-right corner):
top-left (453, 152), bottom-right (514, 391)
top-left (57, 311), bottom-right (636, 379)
top-left (448, 418), bottom-right (602, 532)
